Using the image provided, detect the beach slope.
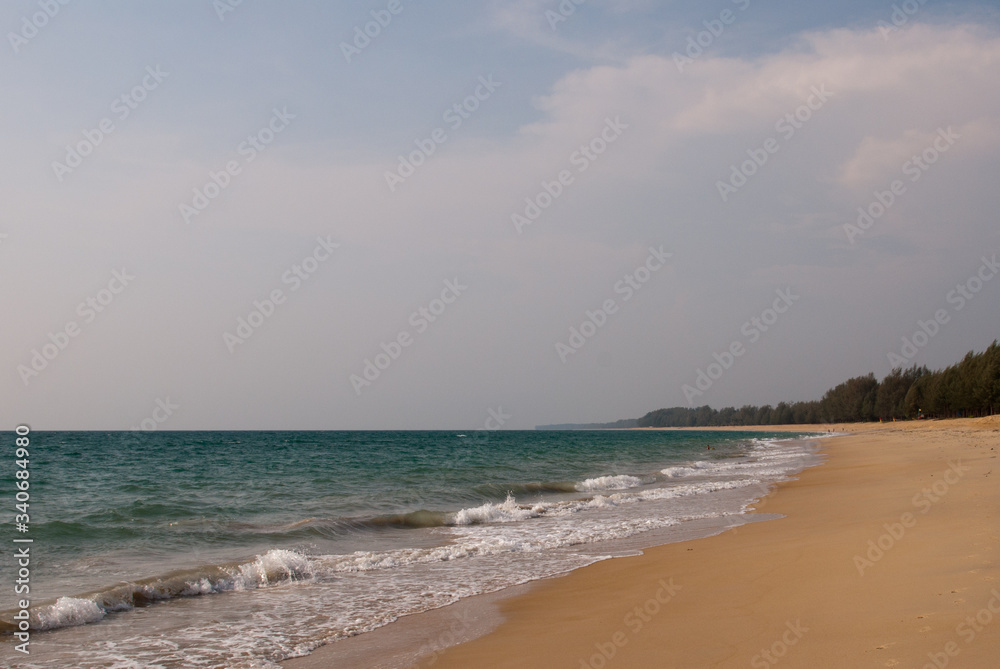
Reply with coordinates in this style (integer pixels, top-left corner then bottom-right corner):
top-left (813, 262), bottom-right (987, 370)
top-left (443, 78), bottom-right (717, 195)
top-left (425, 419), bottom-right (999, 668)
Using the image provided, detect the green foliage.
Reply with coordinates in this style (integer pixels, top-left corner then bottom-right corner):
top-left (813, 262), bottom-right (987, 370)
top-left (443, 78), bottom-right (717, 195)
top-left (636, 341), bottom-right (999, 427)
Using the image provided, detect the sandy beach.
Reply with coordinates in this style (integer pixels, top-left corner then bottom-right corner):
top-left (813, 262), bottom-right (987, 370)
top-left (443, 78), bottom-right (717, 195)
top-left (290, 419), bottom-right (999, 668)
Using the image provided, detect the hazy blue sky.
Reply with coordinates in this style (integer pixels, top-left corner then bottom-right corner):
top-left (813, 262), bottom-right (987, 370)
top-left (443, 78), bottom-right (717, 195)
top-left (3, 0), bottom-right (999, 429)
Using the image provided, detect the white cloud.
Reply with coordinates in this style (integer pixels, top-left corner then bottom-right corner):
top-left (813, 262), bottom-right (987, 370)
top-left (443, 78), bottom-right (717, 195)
top-left (6, 17), bottom-right (1000, 428)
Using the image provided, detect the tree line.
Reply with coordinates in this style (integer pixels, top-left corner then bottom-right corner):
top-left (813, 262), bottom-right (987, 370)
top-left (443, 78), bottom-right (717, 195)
top-left (635, 341), bottom-right (1000, 427)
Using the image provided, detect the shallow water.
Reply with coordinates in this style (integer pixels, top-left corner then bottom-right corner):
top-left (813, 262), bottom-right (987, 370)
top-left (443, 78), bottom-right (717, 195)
top-left (0, 430), bottom-right (820, 668)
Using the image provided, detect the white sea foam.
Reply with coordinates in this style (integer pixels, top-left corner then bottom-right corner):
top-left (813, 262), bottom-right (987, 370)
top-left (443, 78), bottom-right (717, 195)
top-left (34, 597), bottom-right (106, 630)
top-left (19, 549), bottom-right (314, 634)
top-left (320, 478), bottom-right (780, 576)
top-left (449, 493), bottom-right (541, 525)
top-left (660, 461), bottom-right (714, 477)
top-left (660, 438), bottom-right (814, 480)
top-left (231, 549), bottom-right (313, 591)
top-left (576, 474), bottom-right (644, 491)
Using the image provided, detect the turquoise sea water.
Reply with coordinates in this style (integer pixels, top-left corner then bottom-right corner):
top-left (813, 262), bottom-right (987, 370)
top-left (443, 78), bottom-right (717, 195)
top-left (1, 430), bottom-right (820, 668)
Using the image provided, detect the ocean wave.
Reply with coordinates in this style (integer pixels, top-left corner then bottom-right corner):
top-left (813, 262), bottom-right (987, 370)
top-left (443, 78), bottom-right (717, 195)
top-left (474, 481), bottom-right (580, 496)
top-left (575, 475), bottom-right (644, 491)
top-left (0, 549), bottom-right (312, 634)
top-left (34, 597), bottom-right (106, 630)
top-left (324, 479), bottom-right (775, 575)
top-left (228, 453), bottom-right (801, 538)
top-left (660, 461), bottom-right (714, 477)
top-left (661, 459), bottom-right (793, 479)
top-left (449, 494), bottom-right (541, 525)
top-left (659, 438), bottom-right (816, 480)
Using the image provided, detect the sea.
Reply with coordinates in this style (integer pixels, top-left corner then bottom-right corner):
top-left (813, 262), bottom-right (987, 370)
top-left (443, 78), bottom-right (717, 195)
top-left (0, 429), bottom-right (824, 668)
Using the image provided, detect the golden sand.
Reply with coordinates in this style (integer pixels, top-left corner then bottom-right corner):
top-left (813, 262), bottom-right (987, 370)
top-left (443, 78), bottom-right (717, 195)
top-left (428, 420), bottom-right (999, 668)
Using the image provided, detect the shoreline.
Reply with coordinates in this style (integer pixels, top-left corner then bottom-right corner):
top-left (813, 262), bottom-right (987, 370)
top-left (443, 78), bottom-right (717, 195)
top-left (281, 512), bottom-right (792, 669)
top-left (287, 418), bottom-right (999, 668)
top-left (282, 428), bottom-right (833, 668)
top-left (423, 418), bottom-right (999, 668)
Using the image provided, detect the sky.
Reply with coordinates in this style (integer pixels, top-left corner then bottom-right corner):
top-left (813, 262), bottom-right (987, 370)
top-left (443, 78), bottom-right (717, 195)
top-left (2, 0), bottom-right (999, 430)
